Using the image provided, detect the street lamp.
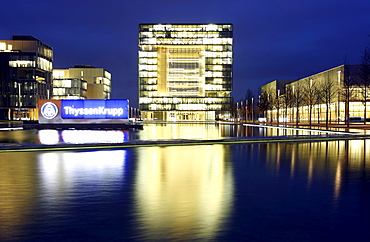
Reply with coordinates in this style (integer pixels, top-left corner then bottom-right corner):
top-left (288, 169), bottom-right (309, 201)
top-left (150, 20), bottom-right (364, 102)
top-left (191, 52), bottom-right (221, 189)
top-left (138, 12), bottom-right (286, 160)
top-left (251, 97), bottom-right (254, 123)
top-left (337, 70), bottom-right (342, 124)
top-left (18, 82), bottom-right (21, 120)
top-left (277, 89), bottom-right (280, 125)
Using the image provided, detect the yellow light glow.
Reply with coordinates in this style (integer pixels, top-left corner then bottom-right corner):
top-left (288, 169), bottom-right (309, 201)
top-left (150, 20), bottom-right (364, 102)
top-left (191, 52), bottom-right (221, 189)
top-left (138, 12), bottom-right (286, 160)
top-left (139, 23), bottom-right (233, 121)
top-left (134, 145), bottom-right (233, 239)
top-left (9, 60), bottom-right (35, 68)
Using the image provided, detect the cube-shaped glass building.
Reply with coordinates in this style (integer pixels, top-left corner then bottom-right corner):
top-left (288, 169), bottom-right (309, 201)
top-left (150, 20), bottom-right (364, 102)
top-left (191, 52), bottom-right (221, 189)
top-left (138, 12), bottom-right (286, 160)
top-left (138, 23), bottom-right (233, 121)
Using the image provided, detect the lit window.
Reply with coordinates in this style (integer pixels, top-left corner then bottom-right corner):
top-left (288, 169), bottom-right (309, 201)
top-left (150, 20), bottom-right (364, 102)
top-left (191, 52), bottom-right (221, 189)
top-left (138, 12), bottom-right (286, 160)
top-left (204, 24), bottom-right (219, 31)
top-left (9, 60), bottom-right (36, 68)
top-left (213, 46), bottom-right (223, 51)
top-left (53, 70), bottom-right (65, 78)
top-left (213, 65), bottom-right (223, 71)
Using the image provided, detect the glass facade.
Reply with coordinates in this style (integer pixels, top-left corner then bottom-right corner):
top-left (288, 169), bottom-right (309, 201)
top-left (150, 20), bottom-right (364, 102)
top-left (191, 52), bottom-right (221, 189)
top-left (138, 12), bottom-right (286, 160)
top-left (261, 65), bottom-right (370, 124)
top-left (0, 36), bottom-right (53, 120)
top-left (53, 66), bottom-right (111, 100)
top-left (52, 78), bottom-right (87, 99)
top-left (138, 24), bottom-right (233, 121)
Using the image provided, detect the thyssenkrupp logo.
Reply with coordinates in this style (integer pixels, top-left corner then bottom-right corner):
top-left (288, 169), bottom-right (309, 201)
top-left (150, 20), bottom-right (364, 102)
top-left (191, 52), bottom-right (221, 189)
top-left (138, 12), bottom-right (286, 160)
top-left (41, 102), bottom-right (58, 119)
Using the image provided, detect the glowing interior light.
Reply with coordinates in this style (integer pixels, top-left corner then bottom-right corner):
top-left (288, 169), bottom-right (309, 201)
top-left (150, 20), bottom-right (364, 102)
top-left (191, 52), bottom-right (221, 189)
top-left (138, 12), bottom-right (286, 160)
top-left (61, 130), bottom-right (127, 144)
top-left (38, 130), bottom-right (60, 144)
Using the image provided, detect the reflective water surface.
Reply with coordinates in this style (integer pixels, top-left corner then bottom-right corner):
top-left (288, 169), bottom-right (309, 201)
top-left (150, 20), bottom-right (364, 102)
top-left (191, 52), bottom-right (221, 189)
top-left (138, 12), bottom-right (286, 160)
top-left (0, 123), bottom-right (363, 145)
top-left (1, 138), bottom-right (369, 241)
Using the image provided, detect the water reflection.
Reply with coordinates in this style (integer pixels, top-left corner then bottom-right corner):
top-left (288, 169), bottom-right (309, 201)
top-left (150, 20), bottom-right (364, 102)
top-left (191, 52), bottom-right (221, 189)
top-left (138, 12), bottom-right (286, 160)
top-left (0, 123), bottom-right (356, 145)
top-left (136, 123), bottom-right (224, 140)
top-left (38, 130), bottom-right (128, 144)
top-left (0, 139), bottom-right (369, 240)
top-left (263, 140), bottom-right (370, 205)
top-left (134, 145), bottom-right (234, 240)
top-left (0, 152), bottom-right (38, 239)
top-left (38, 150), bottom-right (126, 193)
top-left (0, 129), bottom-right (39, 143)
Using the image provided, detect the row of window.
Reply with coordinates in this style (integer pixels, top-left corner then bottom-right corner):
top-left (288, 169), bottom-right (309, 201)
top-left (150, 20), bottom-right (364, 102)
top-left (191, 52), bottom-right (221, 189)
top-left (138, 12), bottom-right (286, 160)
top-left (140, 38), bottom-right (232, 46)
top-left (9, 57), bottom-right (52, 71)
top-left (53, 79), bottom-right (87, 89)
top-left (0, 95), bottom-right (38, 107)
top-left (140, 24), bottom-right (232, 32)
top-left (140, 52), bottom-right (232, 59)
top-left (140, 31), bottom-right (232, 39)
top-left (140, 77), bottom-right (231, 85)
top-left (141, 103), bottom-right (229, 111)
top-left (53, 87), bottom-right (87, 97)
top-left (139, 97), bottom-right (231, 104)
top-left (139, 60), bottom-right (232, 68)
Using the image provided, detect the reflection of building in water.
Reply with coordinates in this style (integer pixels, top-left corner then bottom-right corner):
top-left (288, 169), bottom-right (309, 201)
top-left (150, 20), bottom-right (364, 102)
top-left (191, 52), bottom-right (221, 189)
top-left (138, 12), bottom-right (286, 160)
top-left (0, 152), bottom-right (38, 239)
top-left (37, 150), bottom-right (126, 208)
top-left (263, 140), bottom-right (370, 204)
top-left (138, 123), bottom-right (223, 140)
top-left (38, 129), bottom-right (128, 144)
top-left (134, 145), bottom-right (233, 240)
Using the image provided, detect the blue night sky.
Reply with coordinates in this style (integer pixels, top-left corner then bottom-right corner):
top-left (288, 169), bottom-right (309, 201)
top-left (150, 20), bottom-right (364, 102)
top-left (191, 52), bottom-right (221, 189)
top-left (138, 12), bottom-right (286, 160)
top-left (2, 0), bottom-right (370, 105)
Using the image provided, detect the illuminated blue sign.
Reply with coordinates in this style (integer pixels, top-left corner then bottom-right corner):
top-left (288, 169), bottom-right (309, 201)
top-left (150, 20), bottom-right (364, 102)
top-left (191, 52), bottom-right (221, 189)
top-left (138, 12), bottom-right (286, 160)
top-left (61, 99), bottom-right (129, 119)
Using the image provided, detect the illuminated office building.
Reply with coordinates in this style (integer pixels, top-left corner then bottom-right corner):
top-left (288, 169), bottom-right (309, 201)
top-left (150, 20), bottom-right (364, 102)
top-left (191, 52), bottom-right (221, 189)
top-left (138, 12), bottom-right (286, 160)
top-left (52, 70), bottom-right (87, 99)
top-left (138, 23), bottom-right (233, 121)
top-left (0, 36), bottom-right (53, 120)
top-left (53, 65), bottom-right (111, 99)
top-left (261, 64), bottom-right (368, 123)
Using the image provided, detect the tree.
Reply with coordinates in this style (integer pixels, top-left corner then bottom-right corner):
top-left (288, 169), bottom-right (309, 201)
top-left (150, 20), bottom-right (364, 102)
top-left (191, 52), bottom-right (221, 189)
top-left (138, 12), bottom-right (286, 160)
top-left (341, 65), bottom-right (355, 127)
top-left (291, 83), bottom-right (305, 126)
top-left (303, 78), bottom-right (319, 126)
top-left (320, 73), bottom-right (338, 128)
top-left (281, 85), bottom-right (294, 124)
top-left (275, 89), bottom-right (281, 125)
top-left (257, 90), bottom-right (271, 121)
top-left (358, 45), bottom-right (370, 124)
top-left (244, 89), bottom-right (255, 122)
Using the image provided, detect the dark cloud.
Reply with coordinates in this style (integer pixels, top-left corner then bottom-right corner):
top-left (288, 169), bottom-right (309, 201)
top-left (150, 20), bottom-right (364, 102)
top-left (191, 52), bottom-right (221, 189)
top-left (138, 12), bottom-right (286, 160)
top-left (1, 0), bottom-right (370, 104)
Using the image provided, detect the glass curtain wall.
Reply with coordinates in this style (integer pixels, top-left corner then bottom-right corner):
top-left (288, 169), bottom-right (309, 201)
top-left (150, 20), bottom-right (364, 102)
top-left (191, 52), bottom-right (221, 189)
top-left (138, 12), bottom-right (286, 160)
top-left (139, 24), bottom-right (233, 121)
top-left (0, 36), bottom-right (53, 120)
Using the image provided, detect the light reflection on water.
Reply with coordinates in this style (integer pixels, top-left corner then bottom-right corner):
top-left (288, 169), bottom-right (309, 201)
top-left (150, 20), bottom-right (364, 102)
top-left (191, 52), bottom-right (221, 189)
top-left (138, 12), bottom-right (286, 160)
top-left (0, 123), bottom-right (355, 145)
top-left (134, 145), bottom-right (233, 240)
top-left (0, 139), bottom-right (369, 240)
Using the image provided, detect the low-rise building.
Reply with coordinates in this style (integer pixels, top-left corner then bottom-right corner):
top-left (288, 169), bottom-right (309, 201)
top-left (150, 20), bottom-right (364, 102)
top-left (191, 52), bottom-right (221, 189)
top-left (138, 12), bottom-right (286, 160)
top-left (53, 65), bottom-right (111, 99)
top-left (52, 76), bottom-right (87, 99)
top-left (261, 64), bottom-right (368, 124)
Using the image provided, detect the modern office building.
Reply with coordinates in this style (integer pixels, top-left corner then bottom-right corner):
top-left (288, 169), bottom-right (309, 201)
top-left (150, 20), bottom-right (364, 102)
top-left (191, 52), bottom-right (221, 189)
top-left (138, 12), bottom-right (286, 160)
top-left (261, 64), bottom-right (367, 124)
top-left (53, 65), bottom-right (111, 100)
top-left (52, 70), bottom-right (87, 99)
top-left (138, 23), bottom-right (233, 121)
top-left (0, 35), bottom-right (53, 120)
